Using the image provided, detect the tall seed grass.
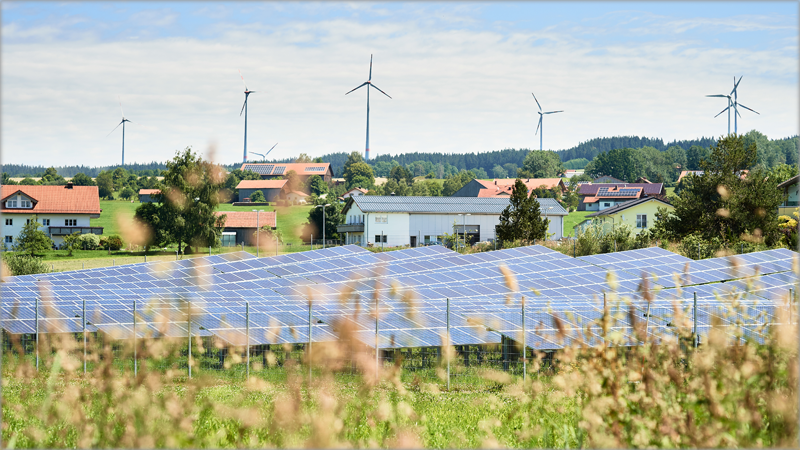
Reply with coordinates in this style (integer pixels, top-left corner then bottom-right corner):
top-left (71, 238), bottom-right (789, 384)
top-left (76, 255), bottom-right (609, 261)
top-left (1, 258), bottom-right (797, 448)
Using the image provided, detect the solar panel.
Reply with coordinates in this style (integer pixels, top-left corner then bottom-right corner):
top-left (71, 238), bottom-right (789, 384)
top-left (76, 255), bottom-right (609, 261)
top-left (273, 166), bottom-right (286, 175)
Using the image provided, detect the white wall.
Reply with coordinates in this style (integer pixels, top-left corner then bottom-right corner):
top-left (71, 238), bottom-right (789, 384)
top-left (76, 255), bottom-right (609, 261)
top-left (408, 213), bottom-right (502, 244)
top-left (2, 213), bottom-right (95, 247)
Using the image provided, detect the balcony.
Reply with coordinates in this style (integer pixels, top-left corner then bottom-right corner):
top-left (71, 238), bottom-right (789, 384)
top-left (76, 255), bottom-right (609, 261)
top-left (337, 223), bottom-right (365, 233)
top-left (49, 226), bottom-right (104, 236)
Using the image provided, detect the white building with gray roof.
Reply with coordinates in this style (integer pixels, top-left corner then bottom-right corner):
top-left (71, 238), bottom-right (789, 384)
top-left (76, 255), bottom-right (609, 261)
top-left (338, 196), bottom-right (567, 247)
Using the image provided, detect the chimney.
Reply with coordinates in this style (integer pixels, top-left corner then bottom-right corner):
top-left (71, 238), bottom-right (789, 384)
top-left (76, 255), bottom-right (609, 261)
top-left (494, 180), bottom-right (497, 185)
top-left (65, 182), bottom-right (74, 189)
top-left (390, 192), bottom-right (396, 196)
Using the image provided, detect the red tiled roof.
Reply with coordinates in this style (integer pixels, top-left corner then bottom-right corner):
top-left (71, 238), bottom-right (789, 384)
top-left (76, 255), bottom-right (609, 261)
top-left (236, 179), bottom-right (288, 189)
top-left (138, 189), bottom-right (161, 195)
top-left (1, 185), bottom-right (101, 215)
top-left (287, 190), bottom-right (309, 197)
top-left (473, 178), bottom-right (565, 198)
top-left (215, 211), bottom-right (276, 228)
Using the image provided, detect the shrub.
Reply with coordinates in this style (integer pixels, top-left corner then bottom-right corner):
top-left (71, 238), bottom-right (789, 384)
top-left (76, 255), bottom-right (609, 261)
top-left (249, 190), bottom-right (266, 203)
top-left (2, 253), bottom-right (50, 276)
top-left (100, 235), bottom-right (124, 251)
top-left (78, 233), bottom-right (101, 250)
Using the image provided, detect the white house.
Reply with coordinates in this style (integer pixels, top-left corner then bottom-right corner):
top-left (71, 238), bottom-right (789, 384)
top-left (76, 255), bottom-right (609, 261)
top-left (338, 196), bottom-right (567, 247)
top-left (1, 184), bottom-right (103, 247)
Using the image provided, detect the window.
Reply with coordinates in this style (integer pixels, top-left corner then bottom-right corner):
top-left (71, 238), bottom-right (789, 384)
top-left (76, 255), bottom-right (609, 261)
top-left (6, 200), bottom-right (17, 208)
top-left (26, 219), bottom-right (30, 225)
top-left (603, 203), bottom-right (611, 207)
top-left (42, 219), bottom-right (50, 226)
top-left (424, 235), bottom-right (431, 244)
top-left (4, 219), bottom-right (11, 226)
top-left (374, 234), bottom-right (387, 243)
top-left (374, 214), bottom-right (388, 224)
top-left (21, 200), bottom-right (31, 208)
top-left (636, 214), bottom-right (647, 228)
top-left (65, 219), bottom-right (77, 226)
top-left (4, 236), bottom-right (11, 244)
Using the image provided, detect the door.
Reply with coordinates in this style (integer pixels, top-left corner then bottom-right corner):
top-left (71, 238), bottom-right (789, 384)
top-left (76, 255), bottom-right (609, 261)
top-left (410, 236), bottom-right (417, 248)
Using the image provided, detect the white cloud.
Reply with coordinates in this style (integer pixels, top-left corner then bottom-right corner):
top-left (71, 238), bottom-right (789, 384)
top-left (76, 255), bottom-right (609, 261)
top-left (2, 7), bottom-right (797, 168)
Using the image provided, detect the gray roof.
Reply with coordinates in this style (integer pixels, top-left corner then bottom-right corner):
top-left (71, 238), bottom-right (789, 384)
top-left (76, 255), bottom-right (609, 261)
top-left (344, 196), bottom-right (568, 215)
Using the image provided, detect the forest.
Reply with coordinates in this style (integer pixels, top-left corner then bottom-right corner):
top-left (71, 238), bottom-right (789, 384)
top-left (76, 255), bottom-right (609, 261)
top-left (2, 131), bottom-right (797, 181)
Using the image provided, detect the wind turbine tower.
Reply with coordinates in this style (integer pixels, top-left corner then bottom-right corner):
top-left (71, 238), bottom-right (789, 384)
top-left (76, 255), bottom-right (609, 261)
top-left (346, 54), bottom-right (392, 161)
top-left (238, 69), bottom-right (257, 162)
top-left (108, 97), bottom-right (132, 166)
top-left (531, 93), bottom-right (563, 151)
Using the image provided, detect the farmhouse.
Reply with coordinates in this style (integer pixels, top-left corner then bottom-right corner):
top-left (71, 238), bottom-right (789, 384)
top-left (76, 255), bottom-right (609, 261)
top-left (1, 184), bottom-right (103, 247)
top-left (236, 179), bottom-right (288, 203)
top-left (578, 196), bottom-right (674, 235)
top-left (577, 183), bottom-right (665, 211)
top-left (215, 211), bottom-right (276, 247)
top-left (778, 175), bottom-right (799, 216)
top-left (338, 196), bottom-right (567, 247)
top-left (138, 188), bottom-right (161, 203)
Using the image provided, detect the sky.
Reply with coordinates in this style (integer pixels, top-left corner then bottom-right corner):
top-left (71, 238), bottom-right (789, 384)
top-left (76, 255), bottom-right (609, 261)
top-left (2, 1), bottom-right (798, 167)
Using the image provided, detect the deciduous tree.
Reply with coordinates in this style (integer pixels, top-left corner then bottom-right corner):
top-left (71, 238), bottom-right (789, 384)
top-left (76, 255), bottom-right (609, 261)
top-left (12, 215), bottom-right (53, 256)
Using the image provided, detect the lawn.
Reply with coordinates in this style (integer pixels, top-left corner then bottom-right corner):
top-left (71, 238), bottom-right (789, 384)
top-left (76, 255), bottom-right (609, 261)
top-left (562, 211), bottom-right (592, 237)
top-left (93, 200), bottom-right (314, 245)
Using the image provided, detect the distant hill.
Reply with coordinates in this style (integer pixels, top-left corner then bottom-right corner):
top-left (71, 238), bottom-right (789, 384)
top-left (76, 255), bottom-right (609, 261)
top-left (555, 136), bottom-right (718, 162)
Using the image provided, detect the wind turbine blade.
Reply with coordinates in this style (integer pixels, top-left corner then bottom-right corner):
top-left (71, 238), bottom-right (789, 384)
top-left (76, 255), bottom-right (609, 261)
top-left (263, 143), bottom-right (278, 159)
top-left (369, 54), bottom-right (373, 81)
top-left (706, 94), bottom-right (729, 98)
top-left (737, 103), bottom-right (760, 115)
top-left (238, 69), bottom-right (248, 91)
top-left (543, 110), bottom-right (563, 114)
top-left (531, 93), bottom-right (542, 112)
top-left (714, 105), bottom-right (731, 118)
top-left (535, 116), bottom-right (541, 135)
top-left (240, 98), bottom-right (248, 116)
top-left (730, 75), bottom-right (742, 96)
top-left (106, 121), bottom-right (124, 137)
top-left (369, 83), bottom-right (392, 99)
top-left (345, 82), bottom-right (368, 95)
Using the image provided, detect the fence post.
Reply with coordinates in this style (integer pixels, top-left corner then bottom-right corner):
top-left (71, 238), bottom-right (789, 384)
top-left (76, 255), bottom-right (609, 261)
top-left (522, 295), bottom-right (526, 381)
top-left (246, 301), bottom-right (250, 379)
top-left (36, 297), bottom-right (39, 371)
top-left (83, 298), bottom-right (86, 374)
top-left (188, 300), bottom-right (192, 379)
top-left (644, 301), bottom-right (652, 344)
top-left (144, 254), bottom-right (147, 263)
top-left (446, 297), bottom-right (450, 390)
top-left (82, 262), bottom-right (84, 270)
top-left (113, 259), bottom-right (115, 266)
top-left (311, 234), bottom-right (313, 251)
top-left (693, 291), bottom-right (698, 349)
top-left (375, 296), bottom-right (380, 383)
top-left (573, 239), bottom-right (575, 258)
top-left (308, 300), bottom-right (312, 382)
top-left (790, 288), bottom-right (794, 326)
top-left (133, 300), bottom-right (137, 377)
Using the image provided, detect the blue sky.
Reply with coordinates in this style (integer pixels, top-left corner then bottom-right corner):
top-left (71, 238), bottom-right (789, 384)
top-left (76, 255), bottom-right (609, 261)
top-left (2, 2), bottom-right (797, 166)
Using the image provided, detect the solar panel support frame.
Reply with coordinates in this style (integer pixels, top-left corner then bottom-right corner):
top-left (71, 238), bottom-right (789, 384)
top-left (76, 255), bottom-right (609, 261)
top-left (693, 292), bottom-right (698, 348)
top-left (133, 300), bottom-right (137, 377)
top-left (246, 301), bottom-right (250, 379)
top-left (188, 301), bottom-right (192, 379)
top-left (35, 297), bottom-right (39, 371)
top-left (83, 298), bottom-right (86, 375)
top-left (522, 295), bottom-right (526, 381)
top-left (446, 297), bottom-right (450, 390)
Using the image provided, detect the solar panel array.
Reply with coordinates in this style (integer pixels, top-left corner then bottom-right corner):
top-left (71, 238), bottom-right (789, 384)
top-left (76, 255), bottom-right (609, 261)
top-left (596, 187), bottom-right (641, 197)
top-left (1, 243), bottom-right (796, 351)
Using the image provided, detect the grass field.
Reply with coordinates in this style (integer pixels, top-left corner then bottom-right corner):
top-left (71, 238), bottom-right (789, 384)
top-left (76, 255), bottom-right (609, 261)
top-left (562, 211), bottom-right (592, 237)
top-left (93, 200), bottom-right (314, 245)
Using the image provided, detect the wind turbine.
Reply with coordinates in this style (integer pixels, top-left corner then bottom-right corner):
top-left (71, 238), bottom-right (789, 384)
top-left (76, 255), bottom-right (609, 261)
top-left (730, 76), bottom-right (759, 134)
top-left (107, 97), bottom-right (132, 165)
top-left (345, 54), bottom-right (391, 161)
top-left (249, 143), bottom-right (278, 162)
top-left (238, 69), bottom-right (257, 163)
top-left (531, 93), bottom-right (563, 151)
top-left (707, 77), bottom-right (759, 135)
